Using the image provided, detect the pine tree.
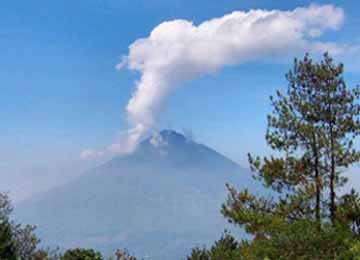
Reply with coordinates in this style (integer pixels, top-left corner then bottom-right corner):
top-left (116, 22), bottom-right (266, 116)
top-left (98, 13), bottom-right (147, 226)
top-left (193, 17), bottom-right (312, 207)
top-left (218, 53), bottom-right (360, 258)
top-left (285, 53), bottom-right (360, 222)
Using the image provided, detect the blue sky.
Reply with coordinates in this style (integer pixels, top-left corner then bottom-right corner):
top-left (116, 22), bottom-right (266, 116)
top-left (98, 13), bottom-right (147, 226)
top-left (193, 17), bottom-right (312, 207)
top-left (2, 0), bottom-right (360, 201)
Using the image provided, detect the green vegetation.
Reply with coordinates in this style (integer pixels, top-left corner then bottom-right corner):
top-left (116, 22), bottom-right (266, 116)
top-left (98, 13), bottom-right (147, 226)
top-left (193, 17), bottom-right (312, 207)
top-left (187, 53), bottom-right (360, 259)
top-left (0, 193), bottom-right (59, 260)
top-left (60, 248), bottom-right (103, 260)
top-left (187, 231), bottom-right (240, 260)
top-left (0, 220), bottom-right (16, 260)
top-left (0, 192), bottom-right (45, 260)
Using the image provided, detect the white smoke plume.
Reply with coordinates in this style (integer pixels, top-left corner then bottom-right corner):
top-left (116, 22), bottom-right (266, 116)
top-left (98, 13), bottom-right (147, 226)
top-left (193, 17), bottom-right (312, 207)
top-left (82, 4), bottom-right (350, 159)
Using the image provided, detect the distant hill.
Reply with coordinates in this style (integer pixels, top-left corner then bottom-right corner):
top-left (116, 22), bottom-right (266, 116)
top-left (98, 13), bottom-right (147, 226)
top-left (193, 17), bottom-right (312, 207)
top-left (15, 130), bottom-right (260, 259)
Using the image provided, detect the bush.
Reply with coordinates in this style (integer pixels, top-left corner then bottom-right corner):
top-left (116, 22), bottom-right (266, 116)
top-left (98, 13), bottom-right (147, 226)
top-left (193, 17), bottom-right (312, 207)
top-left (60, 248), bottom-right (103, 260)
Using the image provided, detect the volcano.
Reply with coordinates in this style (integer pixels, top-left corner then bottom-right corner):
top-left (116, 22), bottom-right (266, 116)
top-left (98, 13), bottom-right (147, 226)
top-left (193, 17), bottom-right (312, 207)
top-left (15, 130), bottom-right (258, 259)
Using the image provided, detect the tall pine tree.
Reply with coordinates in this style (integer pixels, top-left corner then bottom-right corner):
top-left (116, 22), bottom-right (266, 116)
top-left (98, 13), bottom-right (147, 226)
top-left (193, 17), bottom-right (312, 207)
top-left (218, 53), bottom-right (360, 258)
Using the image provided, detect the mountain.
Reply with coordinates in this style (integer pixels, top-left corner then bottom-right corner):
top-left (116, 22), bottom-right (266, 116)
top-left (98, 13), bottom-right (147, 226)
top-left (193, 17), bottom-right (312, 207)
top-left (14, 130), bottom-right (259, 259)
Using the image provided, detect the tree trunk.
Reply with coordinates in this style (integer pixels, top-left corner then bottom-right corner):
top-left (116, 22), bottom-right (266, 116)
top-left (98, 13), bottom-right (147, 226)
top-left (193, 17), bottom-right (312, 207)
top-left (329, 122), bottom-right (336, 223)
top-left (312, 133), bottom-right (321, 224)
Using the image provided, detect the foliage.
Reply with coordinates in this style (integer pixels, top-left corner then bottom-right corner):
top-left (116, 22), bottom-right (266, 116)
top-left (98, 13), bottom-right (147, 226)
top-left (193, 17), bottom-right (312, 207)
top-left (237, 221), bottom-right (360, 260)
top-left (223, 53), bottom-right (360, 258)
top-left (60, 248), bottom-right (103, 260)
top-left (187, 232), bottom-right (241, 260)
top-left (188, 53), bottom-right (360, 259)
top-left (0, 192), bottom-right (61, 260)
top-left (111, 249), bottom-right (138, 260)
top-left (0, 220), bottom-right (16, 260)
top-left (12, 223), bottom-right (40, 259)
top-left (337, 189), bottom-right (360, 235)
top-left (0, 193), bottom-right (13, 220)
top-left (187, 247), bottom-right (210, 260)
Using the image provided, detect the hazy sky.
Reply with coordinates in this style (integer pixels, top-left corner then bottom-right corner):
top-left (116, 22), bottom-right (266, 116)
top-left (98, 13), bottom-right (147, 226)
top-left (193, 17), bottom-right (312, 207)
top-left (2, 0), bottom-right (360, 201)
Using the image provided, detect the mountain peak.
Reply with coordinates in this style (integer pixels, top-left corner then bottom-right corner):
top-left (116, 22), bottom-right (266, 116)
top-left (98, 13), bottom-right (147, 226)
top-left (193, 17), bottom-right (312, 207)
top-left (140, 129), bottom-right (192, 149)
top-left (158, 129), bottom-right (189, 143)
top-left (106, 128), bottom-right (241, 175)
top-left (159, 129), bottom-right (182, 137)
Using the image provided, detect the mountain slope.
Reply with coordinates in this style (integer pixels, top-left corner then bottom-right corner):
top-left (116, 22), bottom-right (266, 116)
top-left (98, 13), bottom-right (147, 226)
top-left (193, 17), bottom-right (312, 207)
top-left (15, 130), bottom-right (259, 259)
